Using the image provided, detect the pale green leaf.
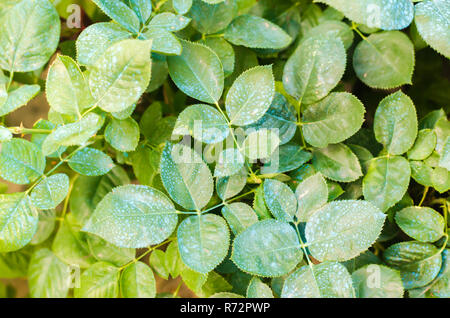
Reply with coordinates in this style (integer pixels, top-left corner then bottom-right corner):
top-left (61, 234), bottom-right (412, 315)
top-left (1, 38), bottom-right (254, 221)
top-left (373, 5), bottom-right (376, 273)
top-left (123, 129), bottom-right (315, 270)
top-left (224, 14), bottom-right (292, 49)
top-left (105, 117), bottom-right (140, 152)
top-left (232, 219), bottom-right (302, 277)
top-left (221, 202), bottom-right (258, 235)
top-left (167, 40), bottom-right (224, 104)
top-left (312, 143), bottom-right (362, 183)
top-left (352, 264), bottom-right (404, 298)
top-left (303, 20), bottom-right (354, 49)
top-left (83, 185), bottom-right (178, 248)
top-left (68, 147), bottom-right (114, 176)
top-left (252, 184), bottom-right (271, 220)
top-left (0, 84), bottom-right (40, 116)
top-left (242, 129), bottom-right (280, 161)
top-left (247, 277), bottom-right (274, 298)
top-left (143, 27), bottom-right (182, 55)
top-left (74, 262), bottom-right (120, 298)
top-left (395, 206), bottom-right (445, 242)
top-left (261, 143), bottom-right (312, 175)
top-left (121, 262), bottom-right (156, 298)
top-left (282, 34), bottom-right (346, 105)
top-left (263, 179), bottom-right (297, 222)
top-left (30, 173), bottom-right (69, 210)
top-left (200, 38), bottom-right (235, 77)
top-left (214, 148), bottom-right (244, 177)
top-left (216, 170), bottom-right (247, 201)
top-left (353, 31), bottom-right (415, 89)
top-left (189, 0), bottom-right (237, 34)
top-left (407, 129), bottom-right (437, 160)
top-left (31, 209), bottom-right (56, 245)
top-left (173, 0), bottom-right (192, 14)
top-left (149, 249), bottom-right (169, 279)
top-left (160, 143), bottom-right (213, 211)
top-left (178, 214), bottom-right (230, 273)
top-left (226, 65), bottom-right (275, 126)
top-left (87, 234), bottom-right (135, 267)
top-left (306, 200), bottom-right (386, 262)
top-left (92, 0), bottom-right (140, 33)
top-left (148, 12), bottom-right (191, 31)
top-left (362, 156), bottom-right (411, 212)
top-left (127, 0), bottom-right (152, 24)
top-left (295, 173), bottom-right (328, 222)
top-left (0, 193), bottom-right (38, 252)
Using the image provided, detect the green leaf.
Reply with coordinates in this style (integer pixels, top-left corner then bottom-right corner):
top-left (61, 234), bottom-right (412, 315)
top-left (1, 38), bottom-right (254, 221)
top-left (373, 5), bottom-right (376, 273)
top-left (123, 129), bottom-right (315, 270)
top-left (407, 129), bottom-right (437, 160)
top-left (0, 126), bottom-right (11, 143)
top-left (221, 202), bottom-right (258, 235)
top-left (351, 264), bottom-right (404, 298)
top-left (214, 148), bottom-right (245, 177)
top-left (0, 138), bottom-right (45, 184)
top-left (315, 0), bottom-right (414, 30)
top-left (410, 160), bottom-right (434, 187)
top-left (415, 0), bottom-right (450, 58)
top-left (46, 55), bottom-right (93, 116)
top-left (429, 249), bottom-right (450, 298)
top-left (28, 248), bottom-right (71, 298)
top-left (439, 138), bottom-right (450, 170)
top-left (226, 65), bottom-right (275, 126)
top-left (139, 102), bottom-right (176, 145)
top-left (30, 173), bottom-right (69, 210)
top-left (120, 262), bottom-right (156, 298)
top-left (167, 40), bottom-right (224, 104)
top-left (105, 117), bottom-right (140, 152)
top-left (383, 241), bottom-right (442, 289)
top-left (353, 31), bottom-right (415, 89)
top-left (0, 84), bottom-right (40, 116)
top-left (395, 206), bottom-right (445, 242)
top-left (83, 185), bottom-right (178, 248)
top-left (295, 173), bottom-right (328, 222)
top-left (31, 209), bottom-right (56, 245)
top-left (165, 240), bottom-right (183, 278)
top-left (216, 170), bottom-right (247, 201)
top-left (253, 184), bottom-right (271, 220)
top-left (42, 113), bottom-right (104, 156)
top-left (232, 219), bottom-right (302, 277)
top-left (263, 179), bottom-right (297, 223)
top-left (282, 262), bottom-right (355, 298)
top-left (91, 0), bottom-right (140, 33)
top-left (87, 234), bottom-right (135, 267)
top-left (160, 143), bottom-right (213, 211)
top-left (242, 129), bottom-right (280, 161)
top-left (70, 166), bottom-right (130, 225)
top-left (0, 193), bottom-right (38, 252)
top-left (76, 22), bottom-right (132, 67)
top-left (362, 156), bottom-right (411, 212)
top-left (143, 27), bottom-right (182, 55)
top-left (148, 13), bottom-right (191, 31)
top-left (131, 146), bottom-right (160, 186)
top-left (210, 292), bottom-right (244, 298)
top-left (89, 39), bottom-right (152, 113)
top-left (261, 143), bottom-right (312, 175)
top-left (149, 249), bottom-right (169, 279)
top-left (127, 0), bottom-right (152, 24)
top-left (305, 200), bottom-right (386, 262)
top-left (189, 0), bottom-right (237, 34)
top-left (173, 0), bottom-right (192, 14)
top-left (200, 38), bottom-right (235, 77)
top-left (74, 262), bottom-right (120, 298)
top-left (178, 214), bottom-right (230, 273)
top-left (302, 93), bottom-right (365, 148)
top-left (172, 104), bottom-right (229, 144)
top-left (303, 20), bottom-right (354, 50)
top-left (0, 0), bottom-right (60, 72)
top-left (224, 14), bottom-right (292, 49)
top-left (246, 277), bottom-right (274, 298)
top-left (283, 34), bottom-right (346, 105)
top-left (374, 91), bottom-right (418, 155)
top-left (0, 248), bottom-right (31, 278)
top-left (312, 143), bottom-right (362, 183)
top-left (68, 147), bottom-right (114, 176)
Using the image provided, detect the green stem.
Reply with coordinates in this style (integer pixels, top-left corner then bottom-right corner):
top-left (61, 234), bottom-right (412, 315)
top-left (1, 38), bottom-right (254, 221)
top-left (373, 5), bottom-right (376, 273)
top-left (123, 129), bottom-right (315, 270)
top-left (119, 238), bottom-right (174, 270)
top-left (418, 186), bottom-right (429, 207)
top-left (201, 188), bottom-right (257, 214)
top-left (8, 127), bottom-right (53, 135)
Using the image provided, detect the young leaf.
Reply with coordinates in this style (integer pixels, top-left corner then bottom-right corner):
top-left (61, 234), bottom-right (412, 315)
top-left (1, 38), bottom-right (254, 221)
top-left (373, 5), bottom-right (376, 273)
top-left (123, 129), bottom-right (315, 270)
top-left (74, 262), bottom-right (120, 298)
top-left (0, 0), bottom-right (60, 72)
top-left (0, 138), bottom-right (45, 185)
top-left (83, 185), bottom-right (178, 248)
top-left (172, 104), bottom-right (229, 144)
top-left (28, 248), bottom-right (71, 298)
top-left (305, 200), bottom-right (386, 262)
top-left (295, 173), bottom-right (328, 222)
top-left (30, 173), bottom-right (69, 210)
top-left (221, 202), bottom-right (258, 235)
top-left (353, 31), bottom-right (415, 89)
top-left (316, 0), bottom-right (414, 30)
top-left (302, 92), bottom-right (365, 148)
top-left (91, 0), bottom-right (140, 33)
top-left (160, 143), bottom-right (213, 211)
top-left (414, 0), bottom-right (450, 58)
top-left (374, 91), bottom-right (418, 155)
top-left (68, 147), bottom-right (114, 176)
top-left (282, 262), bottom-right (355, 298)
top-left (312, 143), bottom-right (362, 183)
top-left (121, 262), bottom-right (156, 298)
top-left (46, 55), bottom-right (93, 116)
top-left (283, 34), bottom-right (345, 105)
top-left (232, 219), bottom-right (303, 277)
top-left (263, 179), bottom-right (297, 223)
top-left (105, 117), bottom-right (140, 152)
top-left (224, 14), bottom-right (292, 49)
top-left (167, 40), bottom-right (224, 104)
top-left (395, 206), bottom-right (445, 242)
top-left (0, 193), bottom-right (38, 252)
top-left (363, 156), bottom-right (411, 212)
top-left (226, 65), bottom-right (275, 126)
top-left (352, 264), bottom-right (404, 298)
top-left (89, 39), bottom-right (152, 113)
top-left (178, 214), bottom-right (230, 273)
